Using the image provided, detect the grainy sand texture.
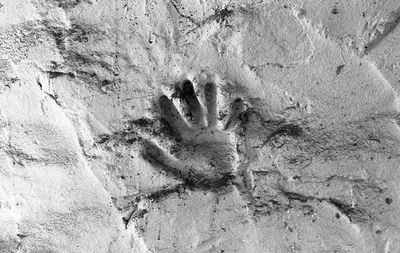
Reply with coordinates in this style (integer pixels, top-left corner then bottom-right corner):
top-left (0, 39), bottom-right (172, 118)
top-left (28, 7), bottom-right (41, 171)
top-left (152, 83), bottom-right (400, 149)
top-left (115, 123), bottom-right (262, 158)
top-left (1, 0), bottom-right (400, 252)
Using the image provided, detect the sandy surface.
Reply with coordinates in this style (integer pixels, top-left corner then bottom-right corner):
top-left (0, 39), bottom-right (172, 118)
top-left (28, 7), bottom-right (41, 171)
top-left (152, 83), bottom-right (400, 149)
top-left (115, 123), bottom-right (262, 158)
top-left (1, 0), bottom-right (400, 252)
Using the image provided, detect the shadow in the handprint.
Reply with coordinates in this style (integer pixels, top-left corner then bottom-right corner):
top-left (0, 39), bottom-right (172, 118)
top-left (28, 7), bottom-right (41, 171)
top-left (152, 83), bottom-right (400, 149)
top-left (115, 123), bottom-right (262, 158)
top-left (141, 141), bottom-right (235, 191)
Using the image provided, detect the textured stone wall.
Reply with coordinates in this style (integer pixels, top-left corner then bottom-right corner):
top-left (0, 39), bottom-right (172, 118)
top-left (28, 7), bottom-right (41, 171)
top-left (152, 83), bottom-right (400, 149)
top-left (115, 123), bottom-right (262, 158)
top-left (1, 0), bottom-right (400, 252)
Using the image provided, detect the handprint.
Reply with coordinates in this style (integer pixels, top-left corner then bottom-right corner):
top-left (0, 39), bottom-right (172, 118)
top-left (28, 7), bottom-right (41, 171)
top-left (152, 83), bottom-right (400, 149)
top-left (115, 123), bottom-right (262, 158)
top-left (142, 80), bottom-right (247, 189)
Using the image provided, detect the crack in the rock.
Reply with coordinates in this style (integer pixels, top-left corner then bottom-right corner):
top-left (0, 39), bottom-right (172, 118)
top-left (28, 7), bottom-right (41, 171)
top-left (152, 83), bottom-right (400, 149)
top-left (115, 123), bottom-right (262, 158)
top-left (46, 70), bottom-right (76, 79)
top-left (169, 0), bottom-right (199, 26)
top-left (144, 184), bottom-right (187, 202)
top-left (4, 148), bottom-right (39, 165)
top-left (327, 198), bottom-right (371, 223)
top-left (248, 62), bottom-right (285, 70)
top-left (277, 187), bottom-right (375, 223)
top-left (363, 7), bottom-right (400, 54)
top-left (169, 0), bottom-right (236, 39)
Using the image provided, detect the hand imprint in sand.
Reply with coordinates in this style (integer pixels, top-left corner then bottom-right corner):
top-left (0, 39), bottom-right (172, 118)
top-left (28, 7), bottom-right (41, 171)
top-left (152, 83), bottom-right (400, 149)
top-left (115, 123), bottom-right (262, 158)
top-left (142, 80), bottom-right (248, 189)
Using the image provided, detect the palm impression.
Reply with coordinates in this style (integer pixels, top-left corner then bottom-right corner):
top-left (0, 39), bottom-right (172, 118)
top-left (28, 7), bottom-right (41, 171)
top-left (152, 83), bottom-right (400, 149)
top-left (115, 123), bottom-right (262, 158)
top-left (142, 80), bottom-right (248, 189)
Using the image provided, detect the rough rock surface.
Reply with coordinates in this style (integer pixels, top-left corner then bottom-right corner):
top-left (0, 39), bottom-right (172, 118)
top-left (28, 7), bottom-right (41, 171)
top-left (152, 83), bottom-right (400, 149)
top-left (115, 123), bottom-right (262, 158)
top-left (1, 0), bottom-right (400, 252)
